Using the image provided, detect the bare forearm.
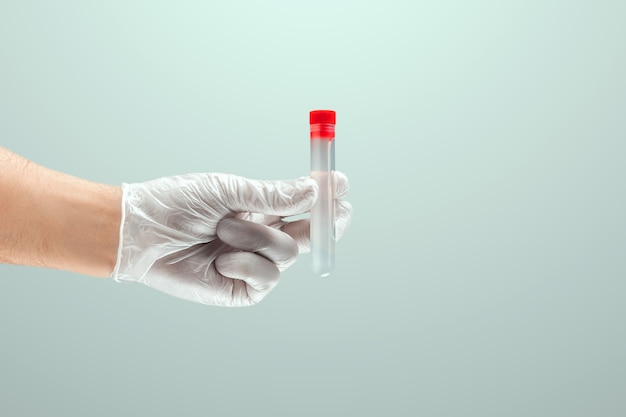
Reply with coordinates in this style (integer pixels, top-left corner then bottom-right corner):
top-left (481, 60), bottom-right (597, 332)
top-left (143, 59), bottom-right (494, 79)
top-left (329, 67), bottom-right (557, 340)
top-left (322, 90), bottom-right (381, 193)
top-left (0, 147), bottom-right (121, 277)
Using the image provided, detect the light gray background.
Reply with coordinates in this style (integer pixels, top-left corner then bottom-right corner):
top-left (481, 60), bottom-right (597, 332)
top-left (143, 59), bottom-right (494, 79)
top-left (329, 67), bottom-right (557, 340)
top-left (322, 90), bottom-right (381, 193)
top-left (1, 1), bottom-right (625, 416)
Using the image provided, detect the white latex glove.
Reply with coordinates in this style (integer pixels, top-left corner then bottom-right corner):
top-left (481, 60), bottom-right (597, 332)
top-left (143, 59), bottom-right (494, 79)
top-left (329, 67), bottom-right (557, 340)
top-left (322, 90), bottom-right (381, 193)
top-left (111, 172), bottom-right (352, 307)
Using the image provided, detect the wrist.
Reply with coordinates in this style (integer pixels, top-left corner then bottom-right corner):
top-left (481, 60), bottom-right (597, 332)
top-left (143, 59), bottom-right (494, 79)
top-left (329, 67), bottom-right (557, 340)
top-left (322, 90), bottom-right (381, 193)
top-left (42, 172), bottom-right (122, 277)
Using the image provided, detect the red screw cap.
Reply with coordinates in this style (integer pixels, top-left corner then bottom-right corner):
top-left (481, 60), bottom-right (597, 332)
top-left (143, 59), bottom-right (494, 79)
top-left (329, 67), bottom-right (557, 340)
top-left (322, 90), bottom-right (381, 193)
top-left (309, 110), bottom-right (336, 140)
top-left (310, 110), bottom-right (336, 125)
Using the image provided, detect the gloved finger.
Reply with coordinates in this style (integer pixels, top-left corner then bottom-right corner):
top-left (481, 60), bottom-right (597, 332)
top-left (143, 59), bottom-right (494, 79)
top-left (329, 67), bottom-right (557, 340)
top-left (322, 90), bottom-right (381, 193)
top-left (282, 219), bottom-right (311, 253)
top-left (217, 217), bottom-right (299, 270)
top-left (254, 172), bottom-right (349, 226)
top-left (148, 246), bottom-right (272, 307)
top-left (333, 171), bottom-right (350, 200)
top-left (334, 199), bottom-right (353, 240)
top-left (215, 251), bottom-right (280, 305)
top-left (282, 199), bottom-right (353, 254)
top-left (217, 175), bottom-right (318, 217)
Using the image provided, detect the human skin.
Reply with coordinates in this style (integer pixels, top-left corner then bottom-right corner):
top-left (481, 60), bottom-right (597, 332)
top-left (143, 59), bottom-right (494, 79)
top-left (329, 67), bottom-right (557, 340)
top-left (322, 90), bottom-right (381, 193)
top-left (0, 147), bottom-right (121, 277)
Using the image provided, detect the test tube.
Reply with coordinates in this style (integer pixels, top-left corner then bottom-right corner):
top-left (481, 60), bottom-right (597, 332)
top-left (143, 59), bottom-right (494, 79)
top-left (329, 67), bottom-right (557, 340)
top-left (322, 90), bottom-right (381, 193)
top-left (310, 110), bottom-right (336, 277)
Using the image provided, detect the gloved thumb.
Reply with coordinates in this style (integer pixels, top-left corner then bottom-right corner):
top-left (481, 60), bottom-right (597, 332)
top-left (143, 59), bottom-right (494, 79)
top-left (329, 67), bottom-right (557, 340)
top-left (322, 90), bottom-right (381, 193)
top-left (220, 175), bottom-right (318, 217)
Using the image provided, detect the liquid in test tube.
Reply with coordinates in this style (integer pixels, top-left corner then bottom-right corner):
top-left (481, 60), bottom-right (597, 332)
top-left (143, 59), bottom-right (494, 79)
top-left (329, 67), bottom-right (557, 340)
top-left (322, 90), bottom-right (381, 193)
top-left (309, 110), bottom-right (336, 277)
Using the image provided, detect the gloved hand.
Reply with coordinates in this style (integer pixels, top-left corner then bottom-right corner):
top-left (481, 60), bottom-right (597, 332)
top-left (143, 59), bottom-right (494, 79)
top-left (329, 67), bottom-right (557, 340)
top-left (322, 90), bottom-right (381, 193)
top-left (111, 172), bottom-right (352, 306)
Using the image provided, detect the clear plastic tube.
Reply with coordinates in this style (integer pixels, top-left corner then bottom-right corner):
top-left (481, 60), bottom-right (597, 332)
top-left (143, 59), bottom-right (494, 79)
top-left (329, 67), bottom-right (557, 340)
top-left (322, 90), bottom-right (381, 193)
top-left (310, 110), bottom-right (336, 277)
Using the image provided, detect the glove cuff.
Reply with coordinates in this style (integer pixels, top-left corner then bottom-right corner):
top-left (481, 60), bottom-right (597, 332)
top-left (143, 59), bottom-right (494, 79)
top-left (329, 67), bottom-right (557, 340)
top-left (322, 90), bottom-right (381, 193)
top-left (111, 183), bottom-right (130, 283)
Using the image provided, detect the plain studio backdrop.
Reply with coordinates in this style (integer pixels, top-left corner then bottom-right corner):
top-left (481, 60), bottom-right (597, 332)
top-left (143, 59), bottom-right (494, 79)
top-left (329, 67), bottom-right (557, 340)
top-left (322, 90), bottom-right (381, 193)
top-left (1, 1), bottom-right (625, 416)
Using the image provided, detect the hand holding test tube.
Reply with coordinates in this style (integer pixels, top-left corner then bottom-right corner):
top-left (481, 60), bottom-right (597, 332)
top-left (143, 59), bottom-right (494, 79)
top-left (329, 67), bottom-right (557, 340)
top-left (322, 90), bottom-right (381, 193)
top-left (310, 110), bottom-right (336, 277)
